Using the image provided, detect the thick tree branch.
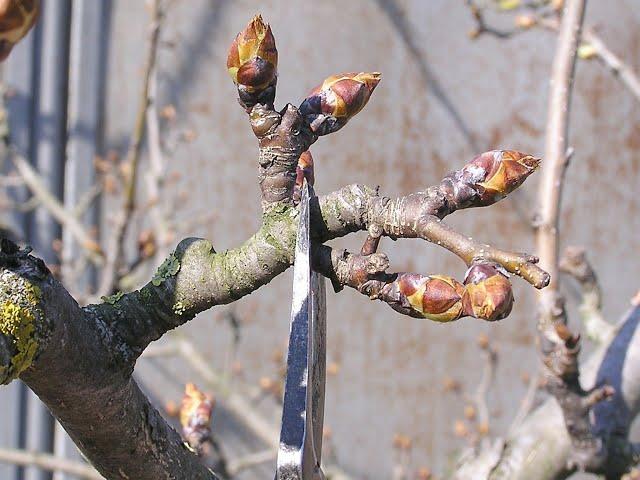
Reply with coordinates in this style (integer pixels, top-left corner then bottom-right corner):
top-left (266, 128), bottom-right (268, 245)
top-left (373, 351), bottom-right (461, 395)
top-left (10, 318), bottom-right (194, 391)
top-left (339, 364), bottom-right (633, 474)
top-left (0, 241), bottom-right (218, 479)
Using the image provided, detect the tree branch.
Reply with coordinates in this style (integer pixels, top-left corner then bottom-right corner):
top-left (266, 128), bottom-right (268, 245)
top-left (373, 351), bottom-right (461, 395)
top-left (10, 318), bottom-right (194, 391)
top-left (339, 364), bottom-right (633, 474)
top-left (0, 12), bottom-right (553, 480)
top-left (97, 0), bottom-right (162, 297)
top-left (0, 447), bottom-right (102, 480)
top-left (560, 245), bottom-right (614, 343)
top-left (8, 150), bottom-right (103, 263)
top-left (536, 0), bottom-right (586, 329)
top-left (454, 304), bottom-right (640, 479)
top-left (0, 143), bottom-right (545, 478)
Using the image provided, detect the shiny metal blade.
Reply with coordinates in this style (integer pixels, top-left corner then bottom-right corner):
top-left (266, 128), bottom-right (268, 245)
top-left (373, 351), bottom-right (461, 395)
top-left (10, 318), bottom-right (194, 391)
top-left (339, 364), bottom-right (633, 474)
top-left (309, 268), bottom-right (326, 464)
top-left (277, 179), bottom-right (321, 479)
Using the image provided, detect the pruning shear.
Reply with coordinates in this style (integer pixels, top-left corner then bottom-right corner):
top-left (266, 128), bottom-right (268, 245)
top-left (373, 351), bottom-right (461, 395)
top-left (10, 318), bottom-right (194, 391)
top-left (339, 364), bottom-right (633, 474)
top-left (276, 178), bottom-right (327, 480)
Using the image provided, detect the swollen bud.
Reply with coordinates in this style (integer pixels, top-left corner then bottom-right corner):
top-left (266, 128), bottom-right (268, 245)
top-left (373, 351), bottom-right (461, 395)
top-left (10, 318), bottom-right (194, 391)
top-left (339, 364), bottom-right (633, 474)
top-left (227, 15), bottom-right (278, 110)
top-left (300, 72), bottom-right (381, 135)
top-left (293, 150), bottom-right (314, 203)
top-left (462, 262), bottom-right (514, 321)
top-left (396, 273), bottom-right (465, 322)
top-left (458, 150), bottom-right (540, 207)
top-left (0, 0), bottom-right (39, 61)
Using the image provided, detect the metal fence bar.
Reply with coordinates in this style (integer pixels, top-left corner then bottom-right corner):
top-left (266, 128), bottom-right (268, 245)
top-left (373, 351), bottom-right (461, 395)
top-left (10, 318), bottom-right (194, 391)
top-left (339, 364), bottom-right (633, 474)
top-left (25, 1), bottom-right (72, 480)
top-left (3, 15), bottom-right (39, 480)
top-left (55, 1), bottom-right (110, 477)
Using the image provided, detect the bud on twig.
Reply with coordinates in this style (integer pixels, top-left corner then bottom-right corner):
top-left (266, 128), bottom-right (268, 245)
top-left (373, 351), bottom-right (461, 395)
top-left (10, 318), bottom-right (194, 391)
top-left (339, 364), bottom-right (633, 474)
top-left (462, 262), bottom-right (514, 321)
top-left (447, 150), bottom-right (540, 208)
top-left (293, 150), bottom-right (314, 203)
top-left (300, 72), bottom-right (381, 135)
top-left (0, 0), bottom-right (39, 61)
top-left (385, 263), bottom-right (513, 322)
top-left (227, 15), bottom-right (278, 111)
top-left (180, 383), bottom-right (214, 453)
top-left (395, 273), bottom-right (465, 322)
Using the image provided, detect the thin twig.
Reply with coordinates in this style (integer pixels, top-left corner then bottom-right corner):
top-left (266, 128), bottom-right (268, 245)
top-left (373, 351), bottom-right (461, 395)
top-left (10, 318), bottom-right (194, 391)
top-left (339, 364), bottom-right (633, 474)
top-left (145, 61), bottom-right (171, 257)
top-left (97, 0), bottom-right (162, 296)
top-left (72, 183), bottom-right (103, 219)
top-left (559, 245), bottom-right (614, 343)
top-left (10, 153), bottom-right (104, 263)
top-left (508, 370), bottom-right (541, 436)
top-left (538, 18), bottom-right (640, 103)
top-left (226, 449), bottom-right (275, 476)
top-left (581, 27), bottom-right (640, 102)
top-left (467, 2), bottom-right (640, 105)
top-left (473, 343), bottom-right (497, 444)
top-left (535, 0), bottom-right (586, 328)
top-left (0, 447), bottom-right (103, 480)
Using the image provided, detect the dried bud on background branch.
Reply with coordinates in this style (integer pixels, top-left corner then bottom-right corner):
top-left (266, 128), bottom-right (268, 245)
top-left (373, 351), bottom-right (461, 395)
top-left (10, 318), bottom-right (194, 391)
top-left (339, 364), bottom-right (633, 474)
top-left (0, 0), bottom-right (39, 61)
top-left (180, 383), bottom-right (214, 453)
top-left (443, 150), bottom-right (540, 208)
top-left (227, 15), bottom-right (278, 110)
top-left (300, 72), bottom-right (381, 135)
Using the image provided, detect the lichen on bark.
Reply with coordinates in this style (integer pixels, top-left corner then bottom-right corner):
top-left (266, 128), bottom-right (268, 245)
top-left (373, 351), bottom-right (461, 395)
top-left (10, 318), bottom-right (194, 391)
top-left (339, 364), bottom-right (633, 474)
top-left (0, 270), bottom-right (43, 384)
top-left (151, 252), bottom-right (181, 286)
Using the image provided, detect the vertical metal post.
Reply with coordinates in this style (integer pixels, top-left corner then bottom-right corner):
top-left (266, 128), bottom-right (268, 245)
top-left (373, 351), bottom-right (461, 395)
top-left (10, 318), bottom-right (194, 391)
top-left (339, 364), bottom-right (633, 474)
top-left (3, 14), bottom-right (38, 480)
top-left (25, 1), bottom-right (72, 480)
top-left (62, 0), bottom-right (108, 292)
top-left (55, 1), bottom-right (109, 477)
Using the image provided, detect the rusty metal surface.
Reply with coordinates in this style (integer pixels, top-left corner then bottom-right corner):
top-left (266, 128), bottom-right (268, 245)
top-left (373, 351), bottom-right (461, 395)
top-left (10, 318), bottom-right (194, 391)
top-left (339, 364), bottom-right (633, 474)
top-left (0, 1), bottom-right (637, 478)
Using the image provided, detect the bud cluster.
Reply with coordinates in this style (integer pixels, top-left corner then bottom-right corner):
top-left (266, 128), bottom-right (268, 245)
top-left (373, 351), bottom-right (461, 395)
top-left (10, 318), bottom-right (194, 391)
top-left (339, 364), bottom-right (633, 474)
top-left (386, 261), bottom-right (513, 322)
top-left (227, 14), bottom-right (382, 143)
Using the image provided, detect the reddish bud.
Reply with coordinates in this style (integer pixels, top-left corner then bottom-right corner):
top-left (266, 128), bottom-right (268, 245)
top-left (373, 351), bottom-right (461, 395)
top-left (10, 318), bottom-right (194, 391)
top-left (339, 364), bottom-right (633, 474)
top-left (0, 0), bottom-right (39, 61)
top-left (448, 150), bottom-right (540, 208)
top-left (397, 273), bottom-right (465, 322)
top-left (462, 263), bottom-right (514, 321)
top-left (293, 150), bottom-right (314, 203)
top-left (300, 72), bottom-right (381, 135)
top-left (464, 150), bottom-right (540, 206)
top-left (227, 15), bottom-right (277, 109)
